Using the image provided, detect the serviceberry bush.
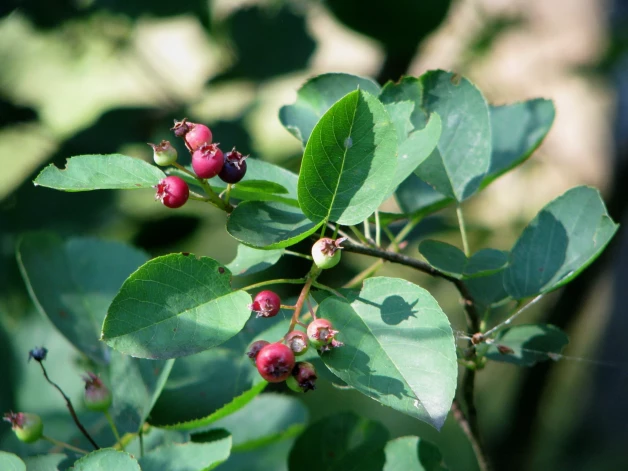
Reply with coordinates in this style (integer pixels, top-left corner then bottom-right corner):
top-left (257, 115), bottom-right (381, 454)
top-left (5, 71), bottom-right (617, 470)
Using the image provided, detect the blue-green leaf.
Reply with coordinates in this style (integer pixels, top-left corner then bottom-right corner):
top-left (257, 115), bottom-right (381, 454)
top-left (384, 436), bottom-right (447, 471)
top-left (226, 244), bottom-right (284, 277)
top-left (138, 435), bottom-right (232, 471)
top-left (485, 324), bottom-right (569, 367)
top-left (70, 449), bottom-right (140, 471)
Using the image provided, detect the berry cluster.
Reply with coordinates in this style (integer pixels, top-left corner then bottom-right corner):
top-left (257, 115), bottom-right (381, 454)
top-left (151, 119), bottom-right (249, 209)
top-left (245, 290), bottom-right (343, 392)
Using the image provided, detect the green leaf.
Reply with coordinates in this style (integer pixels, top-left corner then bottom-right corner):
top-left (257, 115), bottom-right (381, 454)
top-left (215, 438), bottom-right (295, 471)
top-left (483, 99), bottom-right (555, 186)
top-left (465, 249), bottom-right (509, 277)
top-left (298, 89), bottom-right (397, 225)
top-left (108, 351), bottom-right (174, 434)
top-left (317, 277), bottom-right (458, 429)
top-left (503, 186), bottom-right (618, 299)
top-left (288, 412), bottom-right (389, 471)
top-left (102, 254), bottom-right (252, 359)
top-left (415, 71), bottom-right (491, 201)
top-left (464, 270), bottom-right (510, 311)
top-left (395, 174), bottom-right (453, 217)
top-left (149, 348), bottom-right (266, 430)
top-left (70, 449), bottom-right (140, 471)
top-left (34, 154), bottom-right (165, 191)
top-left (419, 241), bottom-right (508, 279)
top-left (419, 240), bottom-right (466, 278)
top-left (23, 454), bottom-right (67, 471)
top-left (384, 436), bottom-right (447, 471)
top-left (226, 244), bottom-right (284, 277)
top-left (138, 435), bottom-right (232, 471)
top-left (196, 393), bottom-right (307, 452)
top-left (0, 452), bottom-right (25, 471)
top-left (485, 324), bottom-right (569, 366)
top-left (16, 233), bottom-right (149, 364)
top-left (279, 73), bottom-right (381, 146)
top-left (380, 77), bottom-right (428, 130)
top-left (227, 201), bottom-right (322, 249)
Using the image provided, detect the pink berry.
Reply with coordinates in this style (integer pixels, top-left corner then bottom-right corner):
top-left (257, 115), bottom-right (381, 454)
top-left (284, 330), bottom-right (309, 356)
top-left (192, 143), bottom-right (224, 179)
top-left (186, 122), bottom-right (213, 151)
top-left (307, 318), bottom-right (343, 352)
top-left (246, 340), bottom-right (270, 364)
top-left (155, 176), bottom-right (189, 209)
top-left (250, 290), bottom-right (281, 318)
top-left (256, 343), bottom-right (295, 383)
top-left (83, 372), bottom-right (112, 412)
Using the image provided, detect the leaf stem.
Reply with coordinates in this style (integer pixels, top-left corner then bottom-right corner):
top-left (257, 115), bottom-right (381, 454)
top-left (284, 250), bottom-right (313, 261)
top-left (349, 225), bottom-right (372, 246)
top-left (374, 211), bottom-right (381, 247)
top-left (104, 410), bottom-right (124, 451)
top-left (363, 220), bottom-right (373, 243)
top-left (343, 259), bottom-right (384, 289)
top-left (456, 204), bottom-right (470, 257)
top-left (42, 435), bottom-right (89, 455)
top-left (394, 215), bottom-right (421, 245)
top-left (224, 184), bottom-right (232, 206)
top-left (311, 281), bottom-right (346, 299)
top-left (36, 361), bottom-right (99, 449)
top-left (172, 162), bottom-right (233, 213)
top-left (241, 278), bottom-right (307, 292)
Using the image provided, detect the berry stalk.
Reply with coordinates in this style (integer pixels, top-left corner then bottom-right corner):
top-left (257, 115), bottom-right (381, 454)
top-left (288, 266), bottom-right (321, 332)
top-left (171, 162), bottom-right (233, 213)
top-left (104, 410), bottom-right (124, 451)
top-left (43, 435), bottom-right (89, 455)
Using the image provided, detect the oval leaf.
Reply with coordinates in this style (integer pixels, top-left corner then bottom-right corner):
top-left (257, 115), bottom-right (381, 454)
top-left (384, 436), bottom-right (447, 471)
top-left (71, 449), bottom-right (140, 471)
top-left (16, 233), bottom-right (149, 364)
top-left (195, 394), bottom-right (308, 452)
top-left (419, 240), bottom-right (467, 279)
top-left (395, 173), bottom-right (453, 217)
top-left (415, 71), bottom-right (491, 201)
top-left (464, 249), bottom-right (509, 278)
top-left (34, 154), bottom-right (165, 191)
top-left (288, 412), bottom-right (388, 471)
top-left (227, 201), bottom-right (322, 249)
top-left (485, 324), bottom-right (569, 367)
top-left (102, 254), bottom-right (252, 359)
top-left (317, 277), bottom-right (458, 430)
top-left (226, 244), bottom-right (284, 277)
top-left (149, 348), bottom-right (266, 430)
top-left (504, 186), bottom-right (618, 299)
top-left (138, 435), bottom-right (232, 471)
top-left (0, 452), bottom-right (25, 471)
top-left (23, 454), bottom-right (67, 471)
top-left (279, 73), bottom-right (381, 146)
top-left (483, 99), bottom-right (555, 186)
top-left (298, 89), bottom-right (397, 225)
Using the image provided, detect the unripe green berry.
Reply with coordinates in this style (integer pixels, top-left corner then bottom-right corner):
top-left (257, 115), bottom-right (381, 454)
top-left (149, 140), bottom-right (178, 166)
top-left (3, 412), bottom-right (43, 443)
top-left (311, 237), bottom-right (346, 269)
top-left (83, 372), bottom-right (112, 412)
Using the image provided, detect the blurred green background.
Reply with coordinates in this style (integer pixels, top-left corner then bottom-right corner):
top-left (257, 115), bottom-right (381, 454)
top-left (2, 1), bottom-right (628, 470)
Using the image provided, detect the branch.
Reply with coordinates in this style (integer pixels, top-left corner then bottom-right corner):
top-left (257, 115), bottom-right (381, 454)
top-left (341, 241), bottom-right (481, 332)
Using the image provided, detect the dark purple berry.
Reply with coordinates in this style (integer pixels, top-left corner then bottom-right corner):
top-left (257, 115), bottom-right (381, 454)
top-left (28, 346), bottom-right (48, 362)
top-left (218, 148), bottom-right (248, 184)
top-left (246, 340), bottom-right (270, 364)
top-left (286, 361), bottom-right (317, 393)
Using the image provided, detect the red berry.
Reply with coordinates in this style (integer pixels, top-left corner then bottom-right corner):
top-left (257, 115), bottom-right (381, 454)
top-left (83, 372), bottom-right (112, 412)
top-left (155, 176), bottom-right (189, 209)
top-left (186, 122), bottom-right (213, 151)
top-left (307, 318), bottom-right (343, 352)
top-left (284, 330), bottom-right (309, 356)
top-left (192, 143), bottom-right (224, 179)
top-left (246, 340), bottom-right (270, 364)
top-left (255, 343), bottom-right (295, 383)
top-left (250, 290), bottom-right (281, 318)
top-left (286, 361), bottom-right (317, 393)
top-left (3, 412), bottom-right (43, 443)
top-left (218, 148), bottom-right (248, 184)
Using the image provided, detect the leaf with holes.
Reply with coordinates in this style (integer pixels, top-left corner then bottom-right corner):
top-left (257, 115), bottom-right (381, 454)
top-left (279, 73), bottom-right (381, 146)
top-left (503, 186), bottom-right (618, 299)
top-left (34, 154), bottom-right (165, 191)
top-left (316, 277), bottom-right (457, 430)
top-left (298, 89), bottom-right (397, 225)
top-left (102, 254), bottom-right (251, 359)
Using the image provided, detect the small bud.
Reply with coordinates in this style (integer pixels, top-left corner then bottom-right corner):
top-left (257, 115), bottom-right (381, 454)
top-left (148, 140), bottom-right (178, 166)
top-left (83, 372), bottom-right (112, 412)
top-left (28, 346), bottom-right (48, 362)
top-left (3, 412), bottom-right (43, 443)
